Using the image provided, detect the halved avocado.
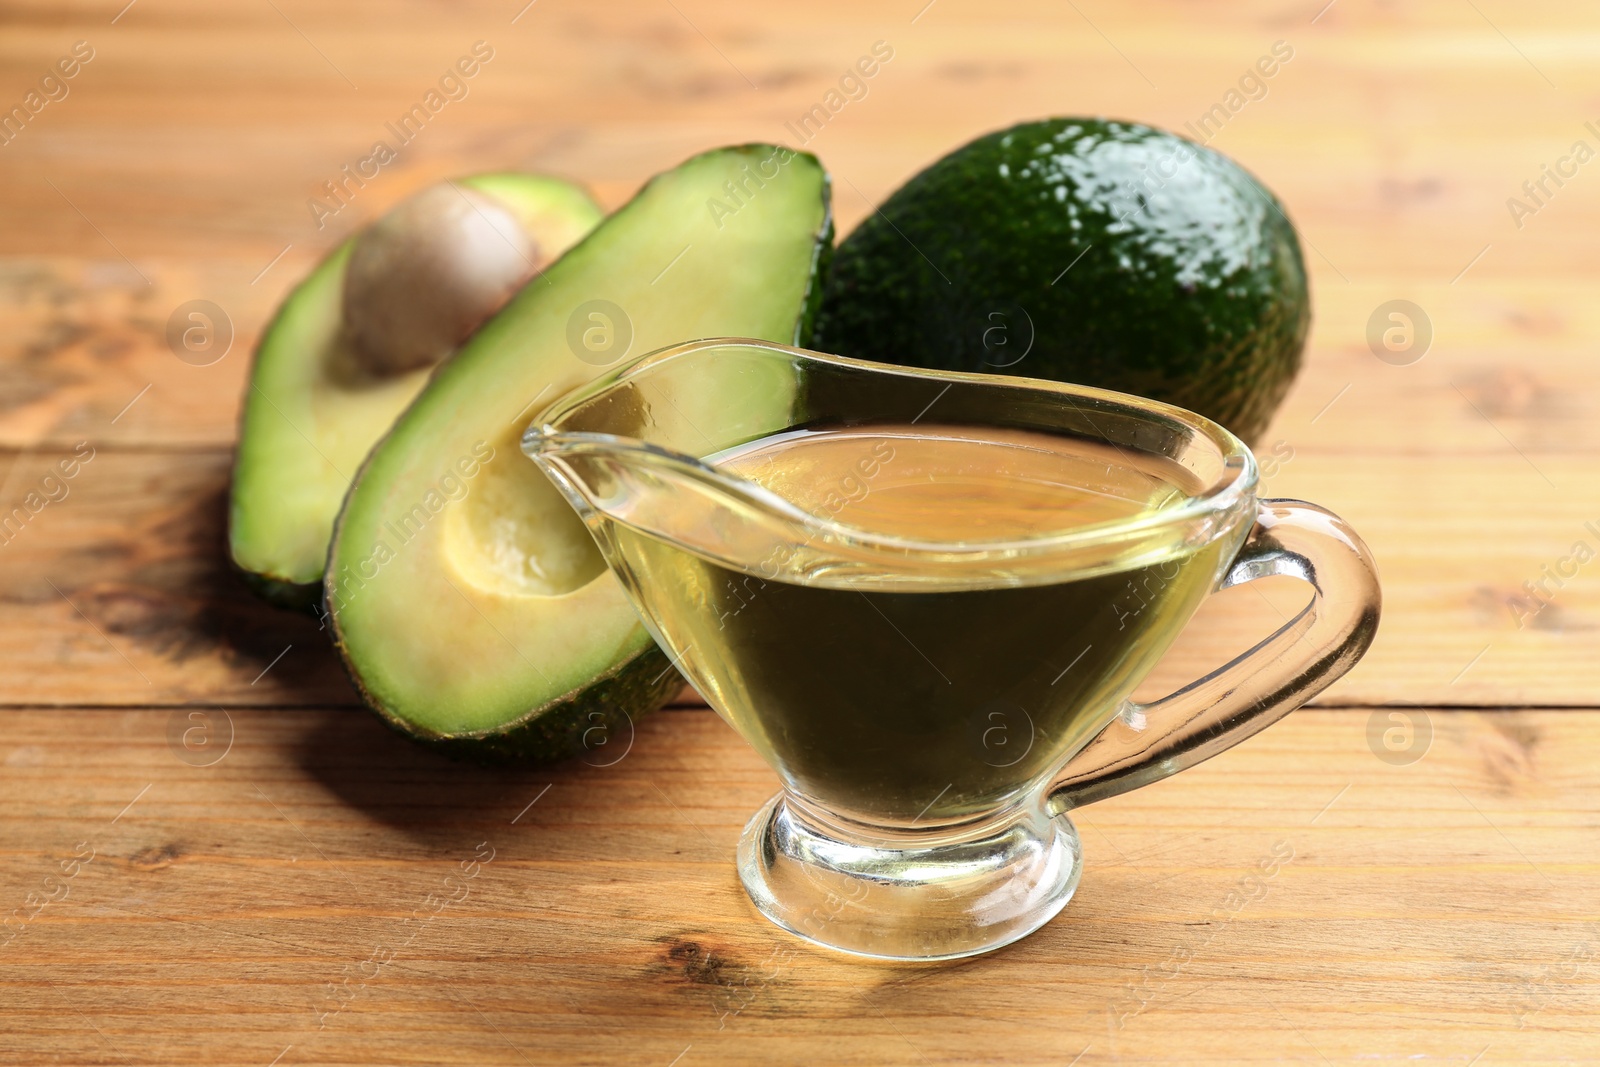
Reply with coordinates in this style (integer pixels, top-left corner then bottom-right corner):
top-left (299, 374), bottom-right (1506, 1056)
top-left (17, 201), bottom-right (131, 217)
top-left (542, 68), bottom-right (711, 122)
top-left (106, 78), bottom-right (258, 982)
top-left (326, 145), bottom-right (833, 761)
top-left (230, 174), bottom-right (603, 608)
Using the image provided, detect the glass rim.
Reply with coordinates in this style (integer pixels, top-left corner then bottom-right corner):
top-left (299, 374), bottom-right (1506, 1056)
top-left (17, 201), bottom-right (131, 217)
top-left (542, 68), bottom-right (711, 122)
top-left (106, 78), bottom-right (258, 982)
top-left (524, 338), bottom-right (1260, 564)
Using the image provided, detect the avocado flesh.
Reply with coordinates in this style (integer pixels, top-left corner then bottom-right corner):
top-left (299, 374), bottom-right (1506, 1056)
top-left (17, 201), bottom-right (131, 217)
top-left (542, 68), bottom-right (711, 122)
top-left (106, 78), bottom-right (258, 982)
top-left (327, 145), bottom-right (833, 758)
top-left (812, 118), bottom-right (1310, 444)
top-left (229, 174), bottom-right (603, 608)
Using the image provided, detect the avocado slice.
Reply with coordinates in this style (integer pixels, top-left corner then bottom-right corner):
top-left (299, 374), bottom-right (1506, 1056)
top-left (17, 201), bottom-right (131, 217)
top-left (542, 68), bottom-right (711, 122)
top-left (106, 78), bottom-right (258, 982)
top-left (813, 118), bottom-right (1310, 444)
top-left (230, 174), bottom-right (603, 608)
top-left (326, 145), bottom-right (833, 761)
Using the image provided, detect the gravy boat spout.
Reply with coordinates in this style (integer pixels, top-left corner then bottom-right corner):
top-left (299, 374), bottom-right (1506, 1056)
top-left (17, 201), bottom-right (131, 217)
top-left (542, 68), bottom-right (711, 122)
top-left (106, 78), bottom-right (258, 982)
top-left (525, 428), bottom-right (823, 586)
top-left (521, 337), bottom-right (911, 590)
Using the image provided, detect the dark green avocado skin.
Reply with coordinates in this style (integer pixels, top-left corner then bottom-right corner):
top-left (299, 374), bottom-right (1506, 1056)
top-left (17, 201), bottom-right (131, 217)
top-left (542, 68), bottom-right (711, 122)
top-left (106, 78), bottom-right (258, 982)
top-left (812, 119), bottom-right (1310, 444)
top-left (379, 646), bottom-right (682, 765)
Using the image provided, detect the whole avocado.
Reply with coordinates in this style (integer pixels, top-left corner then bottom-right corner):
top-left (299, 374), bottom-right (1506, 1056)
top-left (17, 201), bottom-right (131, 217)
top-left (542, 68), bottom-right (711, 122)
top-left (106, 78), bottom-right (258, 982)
top-left (812, 119), bottom-right (1310, 444)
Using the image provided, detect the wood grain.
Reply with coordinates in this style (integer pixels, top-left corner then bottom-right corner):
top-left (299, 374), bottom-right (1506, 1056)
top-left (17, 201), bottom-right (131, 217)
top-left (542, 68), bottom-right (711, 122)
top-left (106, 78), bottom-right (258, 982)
top-left (0, 446), bottom-right (1591, 708)
top-left (4, 0), bottom-right (1600, 1062)
top-left (1, 707), bottom-right (1596, 1066)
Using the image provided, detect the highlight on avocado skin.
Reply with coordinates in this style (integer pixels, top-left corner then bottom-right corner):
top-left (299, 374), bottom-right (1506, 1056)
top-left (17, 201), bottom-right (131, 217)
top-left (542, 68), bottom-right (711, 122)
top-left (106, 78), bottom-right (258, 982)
top-left (813, 118), bottom-right (1310, 445)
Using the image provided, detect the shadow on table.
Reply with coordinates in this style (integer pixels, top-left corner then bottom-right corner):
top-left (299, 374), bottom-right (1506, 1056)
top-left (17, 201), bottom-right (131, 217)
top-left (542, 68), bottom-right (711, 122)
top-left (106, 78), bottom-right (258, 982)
top-left (84, 479), bottom-right (361, 704)
top-left (287, 703), bottom-right (709, 847)
top-left (289, 709), bottom-right (587, 840)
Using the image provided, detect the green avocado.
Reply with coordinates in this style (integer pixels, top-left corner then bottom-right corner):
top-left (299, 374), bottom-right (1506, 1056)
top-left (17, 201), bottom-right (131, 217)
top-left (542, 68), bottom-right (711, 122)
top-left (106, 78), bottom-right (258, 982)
top-left (326, 145), bottom-right (833, 762)
top-left (229, 174), bottom-right (604, 608)
top-left (812, 118), bottom-right (1310, 444)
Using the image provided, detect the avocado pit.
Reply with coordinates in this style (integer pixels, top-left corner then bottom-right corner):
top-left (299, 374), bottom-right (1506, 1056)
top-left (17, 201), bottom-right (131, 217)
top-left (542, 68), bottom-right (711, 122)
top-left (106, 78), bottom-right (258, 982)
top-left (342, 183), bottom-right (540, 376)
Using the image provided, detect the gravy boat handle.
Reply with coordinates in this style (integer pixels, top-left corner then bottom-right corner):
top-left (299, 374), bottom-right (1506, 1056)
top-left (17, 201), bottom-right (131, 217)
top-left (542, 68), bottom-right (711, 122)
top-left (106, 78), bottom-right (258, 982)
top-left (1047, 500), bottom-right (1382, 813)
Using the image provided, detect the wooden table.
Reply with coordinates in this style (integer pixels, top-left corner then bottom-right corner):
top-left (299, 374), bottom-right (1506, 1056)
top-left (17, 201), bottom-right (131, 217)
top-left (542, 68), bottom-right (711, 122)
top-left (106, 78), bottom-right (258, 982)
top-left (3, 1), bottom-right (1597, 1063)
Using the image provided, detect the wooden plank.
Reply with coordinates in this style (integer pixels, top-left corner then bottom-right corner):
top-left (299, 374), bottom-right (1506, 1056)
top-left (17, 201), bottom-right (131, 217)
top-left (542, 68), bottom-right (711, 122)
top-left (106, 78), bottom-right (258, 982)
top-left (9, 261), bottom-right (1600, 459)
top-left (0, 446), bottom-right (1591, 708)
top-left (1, 707), bottom-right (1595, 1065)
top-left (0, 257), bottom-right (272, 449)
top-left (0, 1), bottom-right (1593, 262)
top-left (0, 0), bottom-right (1593, 461)
top-left (0, 448), bottom-right (356, 707)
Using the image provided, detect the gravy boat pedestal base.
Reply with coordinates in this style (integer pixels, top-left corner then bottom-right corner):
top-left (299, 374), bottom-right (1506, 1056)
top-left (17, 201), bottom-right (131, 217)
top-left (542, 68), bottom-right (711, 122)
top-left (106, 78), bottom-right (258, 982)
top-left (738, 786), bottom-right (1083, 960)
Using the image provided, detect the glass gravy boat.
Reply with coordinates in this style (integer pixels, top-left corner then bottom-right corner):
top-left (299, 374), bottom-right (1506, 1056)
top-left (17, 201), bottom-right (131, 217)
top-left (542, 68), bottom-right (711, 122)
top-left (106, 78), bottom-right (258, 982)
top-left (524, 338), bottom-right (1380, 960)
